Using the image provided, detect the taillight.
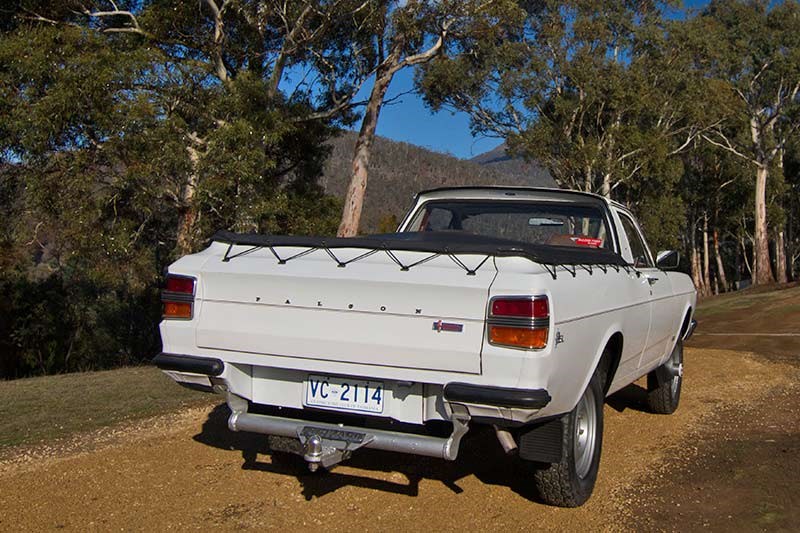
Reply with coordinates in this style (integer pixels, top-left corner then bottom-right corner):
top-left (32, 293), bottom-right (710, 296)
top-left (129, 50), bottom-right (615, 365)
top-left (487, 296), bottom-right (549, 349)
top-left (162, 274), bottom-right (196, 320)
top-left (491, 298), bottom-right (549, 319)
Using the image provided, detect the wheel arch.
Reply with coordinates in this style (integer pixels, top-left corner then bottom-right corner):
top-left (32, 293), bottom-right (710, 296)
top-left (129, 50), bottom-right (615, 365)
top-left (597, 332), bottom-right (624, 396)
top-left (678, 306), bottom-right (694, 339)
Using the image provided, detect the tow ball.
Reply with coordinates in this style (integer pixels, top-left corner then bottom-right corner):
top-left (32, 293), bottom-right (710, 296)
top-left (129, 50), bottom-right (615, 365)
top-left (270, 426), bottom-right (375, 471)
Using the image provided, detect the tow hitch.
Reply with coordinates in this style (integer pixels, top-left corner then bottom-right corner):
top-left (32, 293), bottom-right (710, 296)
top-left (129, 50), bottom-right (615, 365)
top-left (226, 393), bottom-right (470, 471)
top-left (299, 427), bottom-right (371, 471)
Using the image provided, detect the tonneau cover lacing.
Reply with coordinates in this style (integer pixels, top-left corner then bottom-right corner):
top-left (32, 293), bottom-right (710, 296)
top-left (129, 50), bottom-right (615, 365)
top-left (212, 230), bottom-right (639, 280)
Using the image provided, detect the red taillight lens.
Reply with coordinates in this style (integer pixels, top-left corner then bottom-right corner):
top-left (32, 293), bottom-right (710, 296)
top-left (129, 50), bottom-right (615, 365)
top-left (491, 297), bottom-right (549, 319)
top-left (165, 275), bottom-right (195, 294)
top-left (162, 274), bottom-right (196, 320)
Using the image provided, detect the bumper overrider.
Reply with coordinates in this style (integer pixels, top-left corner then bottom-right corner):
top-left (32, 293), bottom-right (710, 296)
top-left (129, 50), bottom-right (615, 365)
top-left (153, 353), bottom-right (551, 469)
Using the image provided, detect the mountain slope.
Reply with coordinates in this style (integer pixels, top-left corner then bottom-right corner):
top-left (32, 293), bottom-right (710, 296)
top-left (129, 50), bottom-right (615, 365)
top-left (321, 132), bottom-right (556, 233)
top-left (469, 142), bottom-right (552, 182)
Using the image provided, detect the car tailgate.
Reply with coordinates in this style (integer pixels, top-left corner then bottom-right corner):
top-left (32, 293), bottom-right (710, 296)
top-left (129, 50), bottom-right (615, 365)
top-left (193, 245), bottom-right (496, 374)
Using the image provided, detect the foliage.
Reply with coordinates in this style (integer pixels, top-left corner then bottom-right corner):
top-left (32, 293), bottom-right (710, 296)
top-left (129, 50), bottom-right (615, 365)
top-left (419, 0), bottom-right (800, 289)
top-left (420, 0), bottom-right (705, 196)
top-left (376, 213), bottom-right (400, 234)
top-left (2, 0), bottom-right (800, 378)
top-left (687, 0), bottom-right (800, 284)
top-left (333, 0), bottom-right (524, 236)
top-left (0, 0), bottom-right (349, 378)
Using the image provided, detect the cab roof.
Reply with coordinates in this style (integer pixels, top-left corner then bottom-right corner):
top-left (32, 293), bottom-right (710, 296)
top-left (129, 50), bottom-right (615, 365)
top-left (414, 186), bottom-right (614, 207)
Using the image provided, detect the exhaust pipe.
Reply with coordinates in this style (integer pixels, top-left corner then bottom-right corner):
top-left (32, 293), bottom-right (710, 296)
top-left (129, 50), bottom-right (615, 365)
top-left (494, 425), bottom-right (518, 455)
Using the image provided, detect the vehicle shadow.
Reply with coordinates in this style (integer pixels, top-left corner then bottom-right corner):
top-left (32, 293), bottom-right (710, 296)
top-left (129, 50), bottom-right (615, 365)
top-left (606, 382), bottom-right (650, 413)
top-left (193, 386), bottom-right (649, 503)
top-left (193, 404), bottom-right (541, 502)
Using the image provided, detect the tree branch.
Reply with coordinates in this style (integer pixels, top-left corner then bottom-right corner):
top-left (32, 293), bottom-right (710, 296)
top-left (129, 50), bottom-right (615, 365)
top-left (203, 0), bottom-right (230, 83)
top-left (702, 131), bottom-right (760, 166)
top-left (81, 4), bottom-right (152, 38)
top-left (267, 2), bottom-right (315, 98)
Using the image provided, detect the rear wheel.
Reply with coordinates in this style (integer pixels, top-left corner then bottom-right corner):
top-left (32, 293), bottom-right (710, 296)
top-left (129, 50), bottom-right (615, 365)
top-left (646, 340), bottom-right (683, 415)
top-left (532, 369), bottom-right (604, 507)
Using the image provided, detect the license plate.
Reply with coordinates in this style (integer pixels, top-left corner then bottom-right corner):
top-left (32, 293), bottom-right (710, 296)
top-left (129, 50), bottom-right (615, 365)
top-left (304, 375), bottom-right (385, 414)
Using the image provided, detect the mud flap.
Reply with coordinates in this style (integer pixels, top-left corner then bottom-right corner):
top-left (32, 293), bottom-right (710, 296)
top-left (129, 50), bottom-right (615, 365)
top-left (518, 417), bottom-right (564, 463)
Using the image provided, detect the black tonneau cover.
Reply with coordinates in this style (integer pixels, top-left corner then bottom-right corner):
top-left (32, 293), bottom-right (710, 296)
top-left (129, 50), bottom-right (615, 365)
top-left (212, 230), bottom-right (628, 267)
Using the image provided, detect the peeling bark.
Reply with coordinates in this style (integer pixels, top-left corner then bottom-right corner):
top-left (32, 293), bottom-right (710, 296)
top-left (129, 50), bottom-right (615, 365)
top-left (176, 144), bottom-right (201, 255)
top-left (336, 17), bottom-right (449, 237)
top-left (713, 228), bottom-right (728, 292)
top-left (775, 229), bottom-right (788, 284)
top-left (337, 70), bottom-right (393, 237)
top-left (601, 173), bottom-right (611, 198)
top-left (741, 234), bottom-right (753, 277)
top-left (753, 163), bottom-right (775, 284)
top-left (702, 213), bottom-right (711, 290)
top-left (690, 221), bottom-right (707, 296)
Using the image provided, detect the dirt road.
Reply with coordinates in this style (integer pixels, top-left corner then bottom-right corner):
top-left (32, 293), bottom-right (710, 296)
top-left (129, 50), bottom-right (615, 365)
top-left (1, 345), bottom-right (797, 532)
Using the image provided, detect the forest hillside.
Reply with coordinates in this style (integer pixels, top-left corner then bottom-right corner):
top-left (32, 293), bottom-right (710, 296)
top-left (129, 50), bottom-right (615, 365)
top-left (322, 132), bottom-right (555, 232)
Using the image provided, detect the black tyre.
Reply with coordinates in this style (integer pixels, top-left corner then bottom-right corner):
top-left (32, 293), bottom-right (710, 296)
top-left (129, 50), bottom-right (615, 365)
top-left (532, 369), bottom-right (604, 507)
top-left (646, 340), bottom-right (683, 415)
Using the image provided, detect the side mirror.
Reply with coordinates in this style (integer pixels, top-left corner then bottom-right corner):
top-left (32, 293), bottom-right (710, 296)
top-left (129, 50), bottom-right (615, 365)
top-left (656, 250), bottom-right (680, 270)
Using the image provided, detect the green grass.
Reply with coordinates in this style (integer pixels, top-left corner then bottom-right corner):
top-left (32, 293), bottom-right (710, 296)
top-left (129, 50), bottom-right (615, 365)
top-left (2, 284), bottom-right (796, 453)
top-left (0, 366), bottom-right (216, 449)
top-left (696, 284), bottom-right (800, 316)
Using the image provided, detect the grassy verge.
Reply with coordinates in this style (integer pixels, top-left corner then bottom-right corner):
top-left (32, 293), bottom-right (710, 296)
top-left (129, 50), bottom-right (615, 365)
top-left (689, 283), bottom-right (800, 361)
top-left (696, 282), bottom-right (799, 316)
top-left (3, 283), bottom-right (795, 453)
top-left (0, 366), bottom-right (215, 449)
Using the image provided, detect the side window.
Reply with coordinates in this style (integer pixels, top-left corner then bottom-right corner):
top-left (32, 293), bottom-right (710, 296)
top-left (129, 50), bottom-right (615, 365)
top-left (406, 206), bottom-right (454, 232)
top-left (425, 208), bottom-right (454, 231)
top-left (619, 214), bottom-right (653, 268)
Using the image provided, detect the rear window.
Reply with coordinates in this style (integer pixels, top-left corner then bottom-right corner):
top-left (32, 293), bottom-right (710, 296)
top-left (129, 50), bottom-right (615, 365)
top-left (404, 201), bottom-right (612, 250)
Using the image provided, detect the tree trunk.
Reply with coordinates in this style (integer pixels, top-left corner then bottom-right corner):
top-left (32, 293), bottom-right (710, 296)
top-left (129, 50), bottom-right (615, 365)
top-left (337, 69), bottom-right (394, 237)
top-left (753, 163), bottom-right (775, 285)
top-left (690, 222), bottom-right (707, 296)
top-left (775, 229), bottom-right (787, 284)
top-left (741, 234), bottom-right (752, 277)
top-left (176, 144), bottom-right (201, 254)
top-left (692, 246), bottom-right (707, 296)
top-left (601, 172), bottom-right (611, 198)
top-left (789, 197), bottom-right (796, 281)
top-left (713, 228), bottom-right (728, 292)
top-left (584, 166), bottom-right (592, 193)
top-left (702, 213), bottom-right (711, 290)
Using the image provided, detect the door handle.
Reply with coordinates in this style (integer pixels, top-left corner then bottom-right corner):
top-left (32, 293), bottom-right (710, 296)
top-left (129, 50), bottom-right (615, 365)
top-left (647, 276), bottom-right (659, 286)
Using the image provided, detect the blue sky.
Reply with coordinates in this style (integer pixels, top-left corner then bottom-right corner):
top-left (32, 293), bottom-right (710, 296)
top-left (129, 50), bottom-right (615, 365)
top-left (367, 69), bottom-right (503, 160)
top-left (356, 0), bottom-right (710, 161)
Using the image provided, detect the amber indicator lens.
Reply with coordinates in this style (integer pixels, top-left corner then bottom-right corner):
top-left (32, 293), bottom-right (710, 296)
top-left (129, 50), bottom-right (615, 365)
top-left (489, 326), bottom-right (548, 349)
top-left (163, 301), bottom-right (192, 319)
top-left (491, 298), bottom-right (549, 318)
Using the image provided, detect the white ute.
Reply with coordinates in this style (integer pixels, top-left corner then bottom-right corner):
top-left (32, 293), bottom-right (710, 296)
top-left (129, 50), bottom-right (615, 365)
top-left (157, 187), bottom-right (697, 507)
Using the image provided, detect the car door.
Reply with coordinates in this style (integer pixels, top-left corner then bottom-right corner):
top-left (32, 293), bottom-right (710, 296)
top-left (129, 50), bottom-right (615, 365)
top-left (616, 211), bottom-right (674, 370)
top-left (609, 209), bottom-right (654, 381)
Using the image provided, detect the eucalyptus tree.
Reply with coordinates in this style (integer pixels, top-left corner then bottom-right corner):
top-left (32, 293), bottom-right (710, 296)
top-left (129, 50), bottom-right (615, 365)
top-left (335, 0), bottom-right (525, 237)
top-left (420, 0), bottom-right (705, 199)
top-left (693, 0), bottom-right (800, 285)
top-left (0, 0), bottom-right (371, 374)
top-left (784, 138), bottom-right (800, 280)
top-left (4, 0), bottom-right (381, 255)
